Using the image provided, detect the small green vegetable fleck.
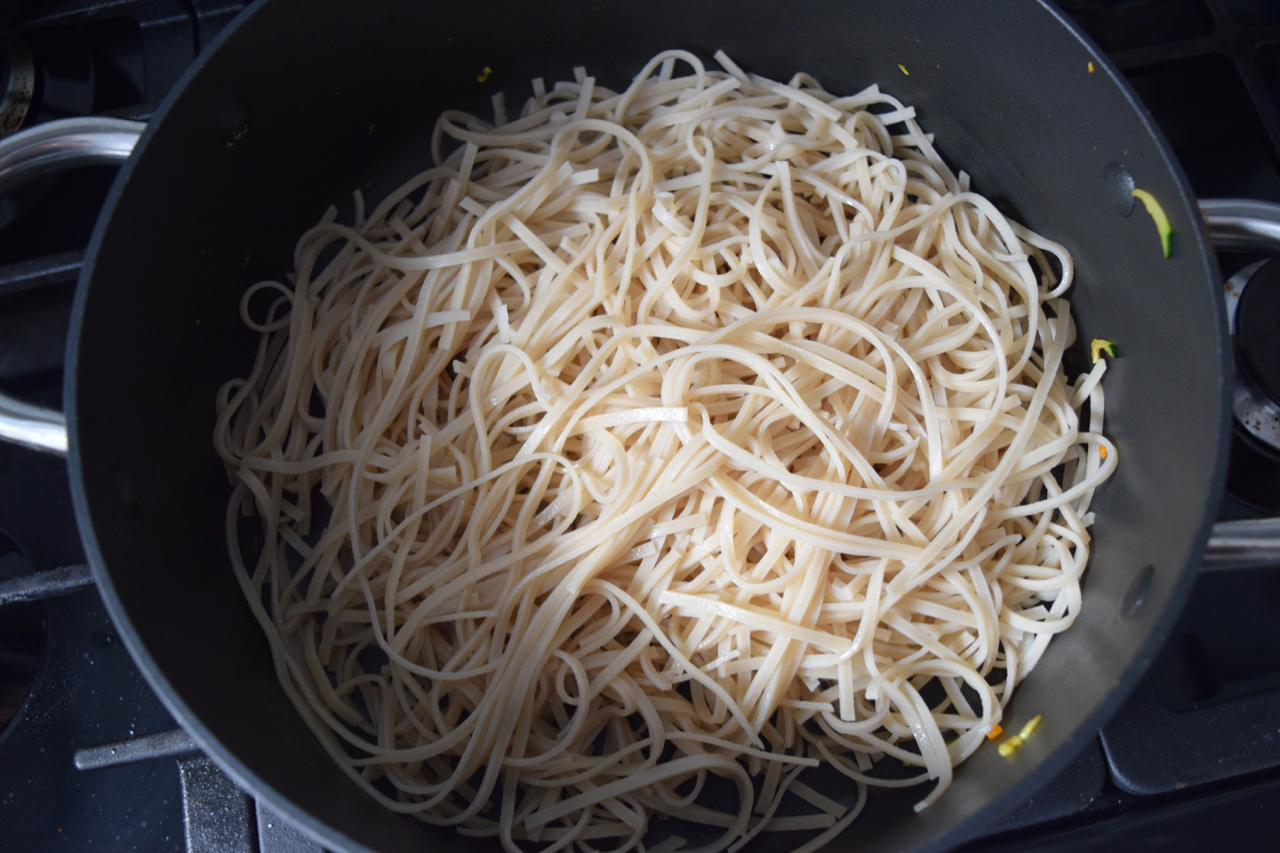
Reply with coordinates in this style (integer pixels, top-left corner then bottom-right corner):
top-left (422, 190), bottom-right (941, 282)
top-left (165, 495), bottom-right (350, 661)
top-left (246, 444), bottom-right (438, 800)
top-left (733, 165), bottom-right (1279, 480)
top-left (1090, 339), bottom-right (1117, 364)
top-left (1132, 188), bottom-right (1172, 259)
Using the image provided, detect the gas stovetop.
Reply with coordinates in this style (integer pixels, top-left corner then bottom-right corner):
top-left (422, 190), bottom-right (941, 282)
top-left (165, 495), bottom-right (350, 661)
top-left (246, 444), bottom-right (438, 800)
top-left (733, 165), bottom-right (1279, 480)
top-left (2, 1), bottom-right (1280, 852)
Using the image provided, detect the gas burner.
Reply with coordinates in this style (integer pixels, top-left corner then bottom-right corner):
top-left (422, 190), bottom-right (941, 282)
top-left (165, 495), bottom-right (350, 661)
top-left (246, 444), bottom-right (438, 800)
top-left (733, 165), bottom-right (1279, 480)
top-left (1234, 261), bottom-right (1280, 447)
top-left (1223, 257), bottom-right (1280, 511)
top-left (22, 25), bottom-right (94, 124)
top-left (0, 21), bottom-right (93, 235)
top-left (0, 36), bottom-right (35, 136)
top-left (0, 529), bottom-right (42, 735)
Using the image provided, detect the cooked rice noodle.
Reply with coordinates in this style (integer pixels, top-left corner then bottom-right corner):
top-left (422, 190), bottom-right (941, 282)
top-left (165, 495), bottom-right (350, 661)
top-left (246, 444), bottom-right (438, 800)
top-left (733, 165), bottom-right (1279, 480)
top-left (215, 49), bottom-right (1115, 853)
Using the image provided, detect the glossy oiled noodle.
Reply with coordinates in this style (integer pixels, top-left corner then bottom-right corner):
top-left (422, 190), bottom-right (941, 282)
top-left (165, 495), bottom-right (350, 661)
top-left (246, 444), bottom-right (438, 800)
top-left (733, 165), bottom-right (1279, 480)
top-left (214, 50), bottom-right (1115, 853)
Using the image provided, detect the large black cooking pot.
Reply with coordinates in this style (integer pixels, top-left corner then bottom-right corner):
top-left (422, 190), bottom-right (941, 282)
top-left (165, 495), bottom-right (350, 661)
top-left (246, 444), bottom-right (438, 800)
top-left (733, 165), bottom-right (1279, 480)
top-left (2, 0), bottom-right (1278, 850)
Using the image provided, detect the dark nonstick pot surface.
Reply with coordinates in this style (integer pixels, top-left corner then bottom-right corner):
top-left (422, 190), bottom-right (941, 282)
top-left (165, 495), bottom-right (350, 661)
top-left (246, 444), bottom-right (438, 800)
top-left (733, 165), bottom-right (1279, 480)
top-left (66, 1), bottom-right (1229, 851)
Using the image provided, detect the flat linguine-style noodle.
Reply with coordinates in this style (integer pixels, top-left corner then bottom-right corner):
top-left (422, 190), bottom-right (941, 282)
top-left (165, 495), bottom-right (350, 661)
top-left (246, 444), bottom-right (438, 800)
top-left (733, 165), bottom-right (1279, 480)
top-left (215, 50), bottom-right (1115, 853)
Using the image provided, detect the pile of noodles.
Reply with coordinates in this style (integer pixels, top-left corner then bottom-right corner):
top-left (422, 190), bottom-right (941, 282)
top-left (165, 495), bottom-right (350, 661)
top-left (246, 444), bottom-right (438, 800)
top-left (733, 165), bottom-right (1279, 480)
top-left (214, 49), bottom-right (1115, 853)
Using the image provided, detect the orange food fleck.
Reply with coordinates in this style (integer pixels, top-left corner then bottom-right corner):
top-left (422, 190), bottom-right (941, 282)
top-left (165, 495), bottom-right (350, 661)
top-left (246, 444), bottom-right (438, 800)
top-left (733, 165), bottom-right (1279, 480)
top-left (986, 725), bottom-right (1003, 740)
top-left (1099, 445), bottom-right (1108, 460)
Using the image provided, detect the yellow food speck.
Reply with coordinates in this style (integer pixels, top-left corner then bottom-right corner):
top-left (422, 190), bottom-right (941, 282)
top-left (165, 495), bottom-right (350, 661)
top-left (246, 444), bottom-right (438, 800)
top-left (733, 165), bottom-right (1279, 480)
top-left (986, 725), bottom-right (1003, 740)
top-left (998, 715), bottom-right (1044, 757)
top-left (1088, 61), bottom-right (1095, 73)
top-left (1099, 445), bottom-right (1108, 460)
top-left (997, 735), bottom-right (1023, 757)
top-left (478, 66), bottom-right (493, 83)
top-left (898, 64), bottom-right (909, 76)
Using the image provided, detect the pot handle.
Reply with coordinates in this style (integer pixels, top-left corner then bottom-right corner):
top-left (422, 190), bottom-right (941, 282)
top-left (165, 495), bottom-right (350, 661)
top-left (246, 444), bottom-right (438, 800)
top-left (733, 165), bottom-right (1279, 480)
top-left (0, 117), bottom-right (144, 455)
top-left (1203, 519), bottom-right (1280, 571)
top-left (1200, 198), bottom-right (1280, 253)
top-left (1201, 198), bottom-right (1280, 570)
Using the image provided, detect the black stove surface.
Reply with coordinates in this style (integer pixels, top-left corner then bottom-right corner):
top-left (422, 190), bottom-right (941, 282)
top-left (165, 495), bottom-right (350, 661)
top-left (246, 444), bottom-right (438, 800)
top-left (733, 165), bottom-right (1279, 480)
top-left (2, 1), bottom-right (1280, 852)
